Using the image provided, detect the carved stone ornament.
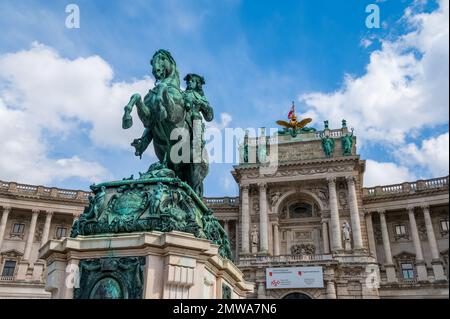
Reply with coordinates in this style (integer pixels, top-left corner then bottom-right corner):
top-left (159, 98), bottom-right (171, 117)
top-left (290, 243), bottom-right (316, 255)
top-left (74, 256), bottom-right (145, 299)
top-left (71, 164), bottom-right (232, 259)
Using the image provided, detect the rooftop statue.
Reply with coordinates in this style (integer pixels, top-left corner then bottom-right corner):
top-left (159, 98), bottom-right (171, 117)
top-left (276, 101), bottom-right (316, 137)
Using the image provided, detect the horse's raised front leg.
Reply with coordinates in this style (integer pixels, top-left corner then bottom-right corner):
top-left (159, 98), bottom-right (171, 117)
top-left (122, 93), bottom-right (142, 129)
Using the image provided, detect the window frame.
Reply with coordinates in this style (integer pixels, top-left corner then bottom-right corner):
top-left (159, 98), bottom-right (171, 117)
top-left (55, 226), bottom-right (68, 239)
top-left (10, 222), bottom-right (26, 239)
top-left (400, 262), bottom-right (415, 280)
top-left (394, 224), bottom-right (409, 240)
top-left (1, 260), bottom-right (17, 277)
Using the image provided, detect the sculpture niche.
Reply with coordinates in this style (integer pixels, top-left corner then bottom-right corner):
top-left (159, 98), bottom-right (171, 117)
top-left (71, 50), bottom-right (231, 260)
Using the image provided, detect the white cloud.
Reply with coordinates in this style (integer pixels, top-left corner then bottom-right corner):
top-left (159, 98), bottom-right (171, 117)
top-left (397, 132), bottom-right (449, 177)
top-left (205, 112), bottom-right (233, 130)
top-left (0, 43), bottom-right (155, 185)
top-left (300, 0), bottom-right (449, 145)
top-left (360, 38), bottom-right (373, 48)
top-left (0, 98), bottom-right (110, 184)
top-left (364, 160), bottom-right (417, 187)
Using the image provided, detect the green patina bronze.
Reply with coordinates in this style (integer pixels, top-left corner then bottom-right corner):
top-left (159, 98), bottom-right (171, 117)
top-left (277, 126), bottom-right (316, 138)
top-left (341, 128), bottom-right (354, 156)
top-left (71, 50), bottom-right (232, 261)
top-left (222, 283), bottom-right (232, 299)
top-left (74, 256), bottom-right (145, 299)
top-left (321, 135), bottom-right (335, 157)
top-left (71, 161), bottom-right (232, 259)
top-left (121, 49), bottom-right (212, 197)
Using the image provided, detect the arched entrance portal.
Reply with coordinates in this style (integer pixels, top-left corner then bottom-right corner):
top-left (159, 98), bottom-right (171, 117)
top-left (275, 192), bottom-right (325, 255)
top-left (282, 292), bottom-right (312, 299)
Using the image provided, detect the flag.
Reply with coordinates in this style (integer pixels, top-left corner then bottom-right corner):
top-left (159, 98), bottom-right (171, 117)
top-left (288, 101), bottom-right (295, 119)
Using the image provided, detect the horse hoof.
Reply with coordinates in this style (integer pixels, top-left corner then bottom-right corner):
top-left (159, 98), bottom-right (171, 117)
top-left (122, 116), bottom-right (133, 129)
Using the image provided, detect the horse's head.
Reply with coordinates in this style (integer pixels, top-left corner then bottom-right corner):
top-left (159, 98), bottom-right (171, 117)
top-left (150, 49), bottom-right (180, 87)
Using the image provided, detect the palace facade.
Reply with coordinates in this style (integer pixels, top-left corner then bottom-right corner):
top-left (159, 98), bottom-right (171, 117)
top-left (0, 123), bottom-right (448, 299)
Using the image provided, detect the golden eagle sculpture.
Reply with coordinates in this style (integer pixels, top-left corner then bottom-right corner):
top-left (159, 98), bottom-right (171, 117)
top-left (276, 102), bottom-right (313, 131)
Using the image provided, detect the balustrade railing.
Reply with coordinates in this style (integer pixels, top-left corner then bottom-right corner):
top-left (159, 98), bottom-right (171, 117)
top-left (364, 176), bottom-right (448, 197)
top-left (0, 180), bottom-right (91, 201)
top-left (0, 276), bottom-right (14, 282)
top-left (204, 197), bottom-right (239, 206)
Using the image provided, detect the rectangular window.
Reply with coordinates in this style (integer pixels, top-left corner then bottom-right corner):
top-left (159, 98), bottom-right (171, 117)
top-left (441, 220), bottom-right (449, 232)
top-left (1, 260), bottom-right (16, 277)
top-left (395, 225), bottom-right (406, 236)
top-left (11, 223), bottom-right (25, 235)
top-left (56, 227), bottom-right (67, 239)
top-left (401, 263), bottom-right (415, 280)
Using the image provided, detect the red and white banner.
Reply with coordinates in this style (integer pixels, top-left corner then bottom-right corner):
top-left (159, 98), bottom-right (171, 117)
top-left (266, 266), bottom-right (324, 289)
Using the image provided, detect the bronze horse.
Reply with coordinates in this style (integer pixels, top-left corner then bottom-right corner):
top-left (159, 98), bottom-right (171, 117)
top-left (122, 50), bottom-right (210, 196)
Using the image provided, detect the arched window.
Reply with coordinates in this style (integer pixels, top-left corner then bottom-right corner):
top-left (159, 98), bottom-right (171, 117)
top-left (282, 292), bottom-right (312, 299)
top-left (289, 203), bottom-right (313, 218)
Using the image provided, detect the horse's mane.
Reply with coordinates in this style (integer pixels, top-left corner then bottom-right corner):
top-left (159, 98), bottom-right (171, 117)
top-left (151, 49), bottom-right (180, 88)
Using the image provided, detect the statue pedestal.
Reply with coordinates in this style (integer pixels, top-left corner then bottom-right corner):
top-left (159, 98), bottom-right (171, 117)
top-left (39, 231), bottom-right (253, 299)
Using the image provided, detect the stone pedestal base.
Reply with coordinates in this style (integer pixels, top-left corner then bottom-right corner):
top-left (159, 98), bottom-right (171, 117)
top-left (385, 264), bottom-right (398, 283)
top-left (415, 261), bottom-right (428, 282)
top-left (39, 231), bottom-right (253, 299)
top-left (15, 261), bottom-right (30, 281)
top-left (431, 260), bottom-right (447, 282)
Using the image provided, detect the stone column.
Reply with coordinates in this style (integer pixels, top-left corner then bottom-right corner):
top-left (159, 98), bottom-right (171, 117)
top-left (24, 209), bottom-right (39, 261)
top-left (258, 183), bottom-right (269, 253)
top-left (223, 220), bottom-right (230, 238)
top-left (40, 210), bottom-right (53, 248)
top-left (0, 206), bottom-right (11, 250)
top-left (241, 185), bottom-right (250, 254)
top-left (327, 177), bottom-right (342, 251)
top-left (286, 229), bottom-right (293, 254)
top-left (407, 206), bottom-right (427, 282)
top-left (364, 211), bottom-right (377, 260)
top-left (422, 205), bottom-right (446, 281)
top-left (273, 223), bottom-right (280, 256)
top-left (235, 220), bottom-right (239, 259)
top-left (346, 176), bottom-right (363, 250)
top-left (422, 205), bottom-right (439, 260)
top-left (326, 280), bottom-right (337, 299)
top-left (257, 281), bottom-right (266, 299)
top-left (379, 210), bottom-right (397, 282)
top-left (321, 220), bottom-right (330, 254)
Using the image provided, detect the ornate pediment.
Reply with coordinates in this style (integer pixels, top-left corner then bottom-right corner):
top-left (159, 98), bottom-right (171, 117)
top-left (1, 249), bottom-right (23, 259)
top-left (393, 251), bottom-right (416, 261)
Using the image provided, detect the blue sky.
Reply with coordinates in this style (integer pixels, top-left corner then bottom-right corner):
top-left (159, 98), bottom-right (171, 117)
top-left (0, 0), bottom-right (448, 196)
